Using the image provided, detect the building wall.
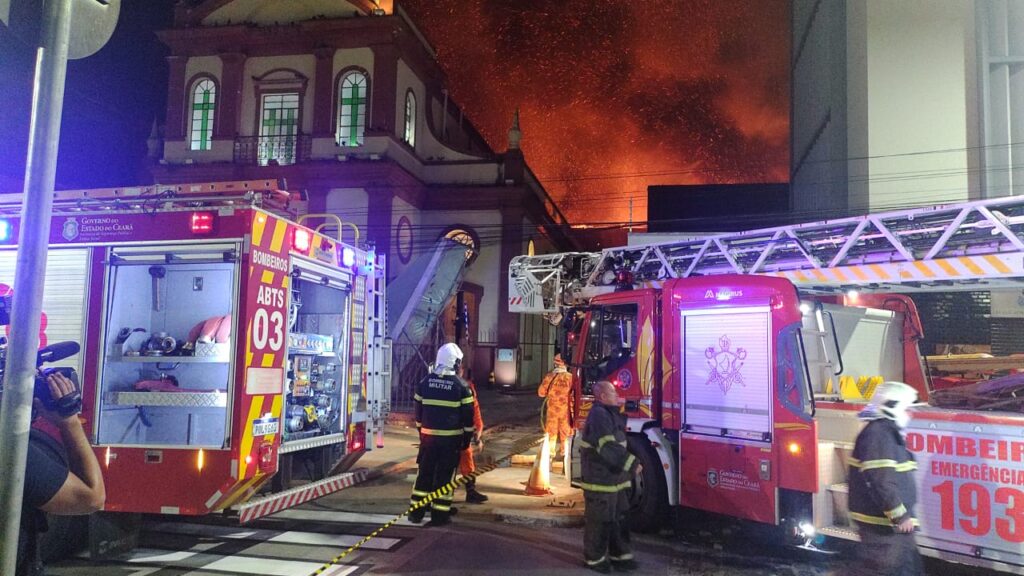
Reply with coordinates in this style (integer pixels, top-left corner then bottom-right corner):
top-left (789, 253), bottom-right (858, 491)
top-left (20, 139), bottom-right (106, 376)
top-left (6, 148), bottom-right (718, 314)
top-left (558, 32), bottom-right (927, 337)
top-left (325, 187), bottom-right (369, 246)
top-left (792, 0), bottom-right (981, 218)
top-left (389, 195), bottom-right (420, 281)
top-left (859, 0), bottom-right (977, 211)
top-left (791, 0), bottom-right (850, 218)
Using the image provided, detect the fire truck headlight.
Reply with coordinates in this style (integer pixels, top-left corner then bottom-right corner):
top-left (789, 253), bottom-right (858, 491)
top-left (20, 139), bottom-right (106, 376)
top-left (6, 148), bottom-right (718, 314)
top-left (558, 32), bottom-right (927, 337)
top-left (787, 442), bottom-right (801, 455)
top-left (798, 522), bottom-right (815, 538)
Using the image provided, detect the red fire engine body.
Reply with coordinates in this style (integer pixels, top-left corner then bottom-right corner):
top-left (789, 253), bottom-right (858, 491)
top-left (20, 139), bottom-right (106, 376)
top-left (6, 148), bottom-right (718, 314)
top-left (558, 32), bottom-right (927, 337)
top-left (2, 181), bottom-right (389, 524)
top-left (510, 196), bottom-right (1024, 573)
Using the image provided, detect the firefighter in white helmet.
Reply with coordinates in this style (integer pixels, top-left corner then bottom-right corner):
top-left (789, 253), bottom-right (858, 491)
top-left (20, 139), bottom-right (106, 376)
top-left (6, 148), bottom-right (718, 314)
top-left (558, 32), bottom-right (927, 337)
top-left (408, 343), bottom-right (476, 526)
top-left (848, 381), bottom-right (923, 576)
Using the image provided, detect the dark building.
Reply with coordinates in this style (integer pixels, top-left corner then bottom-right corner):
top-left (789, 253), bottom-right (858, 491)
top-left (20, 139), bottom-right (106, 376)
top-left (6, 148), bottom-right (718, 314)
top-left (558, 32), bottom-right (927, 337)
top-left (646, 184), bottom-right (791, 233)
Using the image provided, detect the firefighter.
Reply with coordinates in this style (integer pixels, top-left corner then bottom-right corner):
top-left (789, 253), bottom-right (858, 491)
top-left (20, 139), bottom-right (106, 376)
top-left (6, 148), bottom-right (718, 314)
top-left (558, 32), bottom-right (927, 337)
top-left (848, 381), bottom-right (923, 576)
top-left (539, 353), bottom-right (573, 455)
top-left (580, 380), bottom-right (638, 573)
top-left (408, 343), bottom-right (476, 526)
top-left (458, 365), bottom-right (489, 503)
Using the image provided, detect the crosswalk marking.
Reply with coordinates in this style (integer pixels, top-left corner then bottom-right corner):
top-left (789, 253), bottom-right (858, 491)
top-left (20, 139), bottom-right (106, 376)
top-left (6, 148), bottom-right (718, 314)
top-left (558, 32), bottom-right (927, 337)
top-left (198, 555), bottom-right (356, 576)
top-left (272, 508), bottom-right (418, 526)
top-left (148, 521), bottom-right (401, 551)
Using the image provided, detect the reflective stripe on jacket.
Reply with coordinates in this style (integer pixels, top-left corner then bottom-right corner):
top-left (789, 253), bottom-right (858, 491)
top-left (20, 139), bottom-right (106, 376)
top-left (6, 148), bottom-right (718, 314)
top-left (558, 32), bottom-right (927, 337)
top-left (580, 402), bottom-right (635, 493)
top-left (414, 373), bottom-right (476, 445)
top-left (848, 418), bottom-right (918, 528)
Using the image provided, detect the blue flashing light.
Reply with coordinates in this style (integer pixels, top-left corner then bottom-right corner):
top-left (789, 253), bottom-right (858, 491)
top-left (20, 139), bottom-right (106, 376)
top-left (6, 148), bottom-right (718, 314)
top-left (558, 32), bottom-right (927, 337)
top-left (342, 247), bottom-right (356, 267)
top-left (0, 220), bottom-right (12, 242)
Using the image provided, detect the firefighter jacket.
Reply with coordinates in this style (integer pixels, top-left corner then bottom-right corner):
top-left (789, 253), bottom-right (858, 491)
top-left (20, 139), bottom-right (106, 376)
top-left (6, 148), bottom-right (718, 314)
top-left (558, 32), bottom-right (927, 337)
top-left (539, 368), bottom-right (573, 444)
top-left (414, 373), bottom-right (476, 449)
top-left (579, 402), bottom-right (636, 493)
top-left (848, 418), bottom-right (918, 529)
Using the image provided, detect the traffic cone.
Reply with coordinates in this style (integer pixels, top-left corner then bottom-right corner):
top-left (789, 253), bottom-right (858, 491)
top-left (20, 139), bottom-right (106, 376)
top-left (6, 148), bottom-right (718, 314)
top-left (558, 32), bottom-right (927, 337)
top-left (525, 434), bottom-right (553, 495)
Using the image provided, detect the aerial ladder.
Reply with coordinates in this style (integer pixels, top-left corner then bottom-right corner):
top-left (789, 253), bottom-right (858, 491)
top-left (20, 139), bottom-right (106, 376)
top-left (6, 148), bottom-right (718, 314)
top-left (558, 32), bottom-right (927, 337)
top-left (510, 195), bottom-right (1024, 313)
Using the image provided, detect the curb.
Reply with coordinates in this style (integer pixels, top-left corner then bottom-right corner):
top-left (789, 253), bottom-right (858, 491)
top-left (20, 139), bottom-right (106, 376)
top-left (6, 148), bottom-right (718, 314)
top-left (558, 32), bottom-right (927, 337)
top-left (491, 507), bottom-right (585, 528)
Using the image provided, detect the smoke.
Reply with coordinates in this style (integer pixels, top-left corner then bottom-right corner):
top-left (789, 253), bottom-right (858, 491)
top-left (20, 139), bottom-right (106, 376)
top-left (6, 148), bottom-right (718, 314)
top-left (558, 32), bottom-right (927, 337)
top-left (403, 0), bottom-right (790, 223)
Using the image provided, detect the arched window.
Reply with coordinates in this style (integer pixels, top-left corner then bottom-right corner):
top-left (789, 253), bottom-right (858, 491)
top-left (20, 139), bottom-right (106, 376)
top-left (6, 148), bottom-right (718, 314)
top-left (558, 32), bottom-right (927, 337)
top-left (443, 226), bottom-right (479, 265)
top-left (337, 71), bottom-right (368, 147)
top-left (404, 90), bottom-right (417, 147)
top-left (189, 78), bottom-right (216, 151)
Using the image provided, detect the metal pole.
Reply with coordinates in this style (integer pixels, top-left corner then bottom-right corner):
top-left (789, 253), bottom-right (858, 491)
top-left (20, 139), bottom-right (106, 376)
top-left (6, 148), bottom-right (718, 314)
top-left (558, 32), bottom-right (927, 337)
top-left (0, 0), bottom-right (74, 572)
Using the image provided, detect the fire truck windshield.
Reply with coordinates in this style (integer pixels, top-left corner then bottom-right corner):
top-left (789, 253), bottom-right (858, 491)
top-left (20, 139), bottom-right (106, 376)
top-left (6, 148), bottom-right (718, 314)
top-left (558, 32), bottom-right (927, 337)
top-left (582, 304), bottom-right (637, 395)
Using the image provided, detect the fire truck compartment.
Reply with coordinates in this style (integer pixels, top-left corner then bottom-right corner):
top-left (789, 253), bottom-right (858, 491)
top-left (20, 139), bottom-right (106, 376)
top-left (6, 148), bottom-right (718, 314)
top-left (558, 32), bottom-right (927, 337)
top-left (680, 305), bottom-right (773, 441)
top-left (801, 303), bottom-right (904, 402)
top-left (96, 245), bottom-right (239, 448)
top-left (282, 259), bottom-right (351, 449)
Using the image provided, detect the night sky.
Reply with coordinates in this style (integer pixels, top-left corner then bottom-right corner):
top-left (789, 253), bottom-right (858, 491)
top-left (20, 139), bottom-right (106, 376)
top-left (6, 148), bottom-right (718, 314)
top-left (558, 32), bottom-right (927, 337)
top-left (0, 1), bottom-right (789, 226)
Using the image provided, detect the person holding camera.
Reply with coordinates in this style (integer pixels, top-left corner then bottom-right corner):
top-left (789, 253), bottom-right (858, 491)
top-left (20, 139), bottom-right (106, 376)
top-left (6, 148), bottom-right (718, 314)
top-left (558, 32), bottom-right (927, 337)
top-left (16, 371), bottom-right (105, 576)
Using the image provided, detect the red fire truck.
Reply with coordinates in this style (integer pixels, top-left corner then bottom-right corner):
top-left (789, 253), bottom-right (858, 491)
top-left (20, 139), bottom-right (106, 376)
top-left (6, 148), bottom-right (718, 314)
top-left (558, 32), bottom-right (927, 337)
top-left (510, 196), bottom-right (1024, 573)
top-left (1, 180), bottom-right (389, 527)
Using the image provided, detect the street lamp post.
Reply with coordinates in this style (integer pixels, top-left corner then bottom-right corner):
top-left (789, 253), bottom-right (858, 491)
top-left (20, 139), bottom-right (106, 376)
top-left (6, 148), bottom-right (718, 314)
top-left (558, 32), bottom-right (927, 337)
top-left (0, 1), bottom-right (119, 573)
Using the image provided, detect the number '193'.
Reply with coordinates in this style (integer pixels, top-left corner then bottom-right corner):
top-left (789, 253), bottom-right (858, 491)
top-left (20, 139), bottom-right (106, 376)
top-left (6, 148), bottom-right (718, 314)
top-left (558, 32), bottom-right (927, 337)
top-left (932, 480), bottom-right (1024, 542)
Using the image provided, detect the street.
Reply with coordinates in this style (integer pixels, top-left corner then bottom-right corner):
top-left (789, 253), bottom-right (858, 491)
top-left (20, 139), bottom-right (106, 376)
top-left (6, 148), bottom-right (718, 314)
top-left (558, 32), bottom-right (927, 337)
top-left (43, 392), bottom-right (1004, 576)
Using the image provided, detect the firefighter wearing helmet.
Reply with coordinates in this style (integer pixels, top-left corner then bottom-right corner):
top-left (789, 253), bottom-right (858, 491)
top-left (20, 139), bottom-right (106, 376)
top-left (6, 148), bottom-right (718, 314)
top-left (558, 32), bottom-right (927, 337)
top-left (408, 343), bottom-right (476, 526)
top-left (848, 381), bottom-right (923, 576)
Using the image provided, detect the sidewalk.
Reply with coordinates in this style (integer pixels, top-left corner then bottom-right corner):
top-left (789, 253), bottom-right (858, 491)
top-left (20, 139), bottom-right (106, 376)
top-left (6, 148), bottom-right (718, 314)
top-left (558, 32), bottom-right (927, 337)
top-left (312, 389), bottom-right (584, 528)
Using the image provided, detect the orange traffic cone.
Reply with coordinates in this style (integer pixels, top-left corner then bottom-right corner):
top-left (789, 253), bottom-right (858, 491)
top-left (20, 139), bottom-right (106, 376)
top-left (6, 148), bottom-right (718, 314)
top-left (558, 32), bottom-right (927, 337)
top-left (525, 434), bottom-right (553, 496)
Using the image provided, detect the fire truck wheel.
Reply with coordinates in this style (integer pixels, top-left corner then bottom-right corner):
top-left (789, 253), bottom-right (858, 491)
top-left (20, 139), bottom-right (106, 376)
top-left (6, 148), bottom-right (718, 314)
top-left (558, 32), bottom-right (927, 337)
top-left (626, 435), bottom-right (667, 533)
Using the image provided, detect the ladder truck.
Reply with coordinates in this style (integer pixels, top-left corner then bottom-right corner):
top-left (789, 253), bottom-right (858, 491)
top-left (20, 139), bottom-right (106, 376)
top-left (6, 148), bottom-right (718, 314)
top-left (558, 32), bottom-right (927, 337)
top-left (0, 180), bottom-right (390, 554)
top-left (509, 196), bottom-right (1024, 573)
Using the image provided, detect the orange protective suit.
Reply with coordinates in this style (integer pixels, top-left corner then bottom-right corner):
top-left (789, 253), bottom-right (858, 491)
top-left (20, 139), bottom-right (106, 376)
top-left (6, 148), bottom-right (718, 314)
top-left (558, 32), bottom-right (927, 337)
top-left (458, 378), bottom-right (484, 475)
top-left (538, 365), bottom-right (573, 445)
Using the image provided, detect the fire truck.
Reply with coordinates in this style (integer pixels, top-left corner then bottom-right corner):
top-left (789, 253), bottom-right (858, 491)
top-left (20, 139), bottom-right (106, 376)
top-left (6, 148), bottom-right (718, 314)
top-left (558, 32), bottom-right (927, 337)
top-left (510, 196), bottom-right (1024, 573)
top-left (0, 180), bottom-right (389, 528)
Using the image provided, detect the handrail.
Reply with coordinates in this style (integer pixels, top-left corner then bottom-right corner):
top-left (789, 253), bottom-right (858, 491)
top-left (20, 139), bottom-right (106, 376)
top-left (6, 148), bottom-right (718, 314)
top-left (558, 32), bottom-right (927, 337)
top-left (297, 213), bottom-right (360, 245)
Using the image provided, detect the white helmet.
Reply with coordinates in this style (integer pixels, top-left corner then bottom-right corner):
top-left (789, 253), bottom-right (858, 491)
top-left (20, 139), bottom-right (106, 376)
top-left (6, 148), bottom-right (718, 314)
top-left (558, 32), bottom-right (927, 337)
top-left (434, 343), bottom-right (463, 376)
top-left (868, 381), bottom-right (920, 428)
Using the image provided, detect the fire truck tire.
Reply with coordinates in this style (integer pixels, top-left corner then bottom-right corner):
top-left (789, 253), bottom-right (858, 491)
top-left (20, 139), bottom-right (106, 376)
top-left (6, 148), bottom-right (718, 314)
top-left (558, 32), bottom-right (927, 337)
top-left (626, 434), bottom-right (667, 533)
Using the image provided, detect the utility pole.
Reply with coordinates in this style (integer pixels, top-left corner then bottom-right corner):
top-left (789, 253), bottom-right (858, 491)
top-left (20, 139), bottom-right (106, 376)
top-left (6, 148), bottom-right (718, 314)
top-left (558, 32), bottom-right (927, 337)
top-left (0, 2), bottom-right (119, 573)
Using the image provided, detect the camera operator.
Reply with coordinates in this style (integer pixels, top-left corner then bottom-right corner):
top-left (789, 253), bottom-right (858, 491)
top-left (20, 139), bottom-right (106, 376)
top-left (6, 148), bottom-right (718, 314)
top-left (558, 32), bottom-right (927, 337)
top-left (16, 371), bottom-right (105, 576)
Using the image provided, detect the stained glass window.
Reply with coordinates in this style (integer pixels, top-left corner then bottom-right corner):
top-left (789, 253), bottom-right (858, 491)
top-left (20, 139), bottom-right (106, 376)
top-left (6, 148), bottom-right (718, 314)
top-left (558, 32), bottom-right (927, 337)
top-left (259, 93), bottom-right (299, 165)
top-left (189, 79), bottom-right (216, 151)
top-left (337, 72), bottom-right (367, 147)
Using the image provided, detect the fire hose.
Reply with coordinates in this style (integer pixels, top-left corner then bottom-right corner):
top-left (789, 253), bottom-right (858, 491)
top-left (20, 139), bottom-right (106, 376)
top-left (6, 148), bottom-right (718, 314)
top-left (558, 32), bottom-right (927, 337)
top-left (306, 433), bottom-right (545, 576)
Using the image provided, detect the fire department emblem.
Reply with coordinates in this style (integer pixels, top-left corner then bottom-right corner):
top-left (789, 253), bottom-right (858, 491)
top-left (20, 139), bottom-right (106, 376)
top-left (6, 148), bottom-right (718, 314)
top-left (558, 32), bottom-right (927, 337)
top-left (61, 217), bottom-right (79, 241)
top-left (705, 335), bottom-right (747, 394)
top-left (617, 369), bottom-right (632, 389)
top-left (707, 469), bottom-right (719, 488)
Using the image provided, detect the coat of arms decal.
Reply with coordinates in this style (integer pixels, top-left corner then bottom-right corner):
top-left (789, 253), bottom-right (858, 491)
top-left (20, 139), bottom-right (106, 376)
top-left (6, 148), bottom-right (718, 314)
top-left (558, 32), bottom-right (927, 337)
top-left (705, 335), bottom-right (747, 394)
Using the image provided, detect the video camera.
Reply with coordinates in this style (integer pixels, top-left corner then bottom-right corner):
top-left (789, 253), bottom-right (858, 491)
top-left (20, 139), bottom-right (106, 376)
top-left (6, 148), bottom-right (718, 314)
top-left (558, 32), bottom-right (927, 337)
top-left (0, 294), bottom-right (82, 418)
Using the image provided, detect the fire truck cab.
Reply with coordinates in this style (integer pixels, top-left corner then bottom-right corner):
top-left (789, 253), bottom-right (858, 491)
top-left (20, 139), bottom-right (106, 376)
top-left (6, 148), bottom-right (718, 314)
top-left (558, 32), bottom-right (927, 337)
top-left (511, 196), bottom-right (1024, 573)
top-left (0, 180), bottom-right (389, 528)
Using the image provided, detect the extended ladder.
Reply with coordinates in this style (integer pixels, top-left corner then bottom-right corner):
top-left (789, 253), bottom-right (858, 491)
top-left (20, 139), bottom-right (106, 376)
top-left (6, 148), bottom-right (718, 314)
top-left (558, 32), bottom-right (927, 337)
top-left (510, 195), bottom-right (1024, 313)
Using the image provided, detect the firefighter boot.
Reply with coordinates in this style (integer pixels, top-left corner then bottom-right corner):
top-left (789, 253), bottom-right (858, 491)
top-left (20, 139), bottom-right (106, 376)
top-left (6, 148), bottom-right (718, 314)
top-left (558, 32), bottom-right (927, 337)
top-left (465, 478), bottom-right (489, 503)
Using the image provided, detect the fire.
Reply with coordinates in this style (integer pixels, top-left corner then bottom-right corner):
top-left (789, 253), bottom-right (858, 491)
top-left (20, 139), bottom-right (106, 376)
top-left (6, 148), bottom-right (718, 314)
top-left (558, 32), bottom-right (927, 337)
top-left (404, 1), bottom-right (790, 224)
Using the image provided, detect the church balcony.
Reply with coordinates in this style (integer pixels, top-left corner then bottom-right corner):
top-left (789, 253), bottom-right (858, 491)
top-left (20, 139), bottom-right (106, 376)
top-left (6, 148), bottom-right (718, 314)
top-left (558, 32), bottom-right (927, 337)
top-left (233, 134), bottom-right (313, 166)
